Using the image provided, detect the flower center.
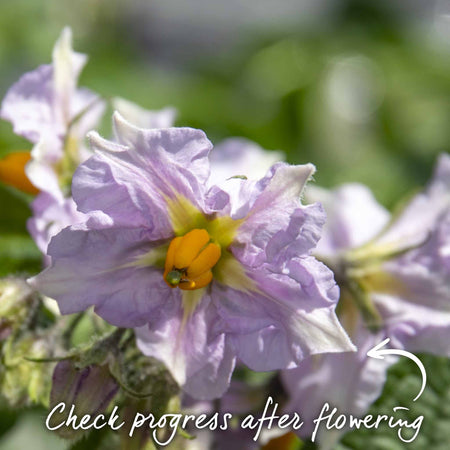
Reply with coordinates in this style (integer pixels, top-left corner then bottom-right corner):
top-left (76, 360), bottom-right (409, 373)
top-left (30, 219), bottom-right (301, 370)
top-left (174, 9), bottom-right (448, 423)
top-left (164, 229), bottom-right (221, 291)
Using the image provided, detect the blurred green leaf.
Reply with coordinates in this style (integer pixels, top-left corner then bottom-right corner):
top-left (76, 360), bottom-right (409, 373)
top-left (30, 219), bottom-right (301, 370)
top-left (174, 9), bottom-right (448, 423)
top-left (0, 234), bottom-right (41, 277)
top-left (339, 354), bottom-right (450, 450)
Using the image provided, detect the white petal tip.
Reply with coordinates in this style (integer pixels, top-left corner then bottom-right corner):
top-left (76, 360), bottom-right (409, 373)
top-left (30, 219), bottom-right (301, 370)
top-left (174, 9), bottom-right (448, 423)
top-left (87, 130), bottom-right (101, 144)
top-left (61, 27), bottom-right (72, 40)
top-left (305, 163), bottom-right (316, 177)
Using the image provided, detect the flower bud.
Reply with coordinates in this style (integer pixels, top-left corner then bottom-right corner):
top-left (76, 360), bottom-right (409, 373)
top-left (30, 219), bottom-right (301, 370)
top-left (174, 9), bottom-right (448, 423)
top-left (48, 359), bottom-right (119, 440)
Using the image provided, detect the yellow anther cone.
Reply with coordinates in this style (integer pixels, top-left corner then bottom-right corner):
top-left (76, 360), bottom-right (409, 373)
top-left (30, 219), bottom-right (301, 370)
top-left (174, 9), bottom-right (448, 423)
top-left (187, 243), bottom-right (221, 279)
top-left (164, 229), bottom-right (221, 290)
top-left (173, 229), bottom-right (210, 268)
top-left (164, 236), bottom-right (182, 275)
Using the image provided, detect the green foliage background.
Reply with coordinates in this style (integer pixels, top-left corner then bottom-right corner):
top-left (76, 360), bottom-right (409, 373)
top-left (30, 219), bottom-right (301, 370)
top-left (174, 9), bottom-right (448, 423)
top-left (0, 0), bottom-right (449, 448)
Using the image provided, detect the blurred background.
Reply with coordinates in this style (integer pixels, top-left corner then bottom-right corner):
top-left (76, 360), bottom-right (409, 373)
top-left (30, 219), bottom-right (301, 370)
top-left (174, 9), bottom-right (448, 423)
top-left (0, 0), bottom-right (449, 448)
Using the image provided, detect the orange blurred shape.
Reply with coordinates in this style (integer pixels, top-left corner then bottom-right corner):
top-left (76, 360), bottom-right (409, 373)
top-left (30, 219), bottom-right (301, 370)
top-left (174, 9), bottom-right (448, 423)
top-left (0, 151), bottom-right (39, 195)
top-left (261, 431), bottom-right (299, 450)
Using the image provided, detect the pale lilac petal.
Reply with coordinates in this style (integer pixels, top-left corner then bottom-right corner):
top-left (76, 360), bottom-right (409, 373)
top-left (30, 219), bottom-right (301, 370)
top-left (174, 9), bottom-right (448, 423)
top-left (375, 293), bottom-right (450, 357)
top-left (373, 210), bottom-right (450, 355)
top-left (29, 226), bottom-right (169, 327)
top-left (375, 153), bottom-right (450, 251)
top-left (231, 163), bottom-right (319, 267)
top-left (52, 27), bottom-right (87, 125)
top-left (213, 260), bottom-right (354, 371)
top-left (1, 28), bottom-right (104, 201)
top-left (73, 119), bottom-right (212, 231)
top-left (21, 90), bottom-right (103, 198)
top-left (282, 325), bottom-right (394, 445)
top-left (27, 193), bottom-right (86, 263)
top-left (52, 28), bottom-right (104, 164)
top-left (209, 137), bottom-right (284, 185)
top-left (383, 246), bottom-right (450, 311)
top-left (204, 184), bottom-right (231, 212)
top-left (112, 112), bottom-right (210, 185)
top-left (25, 138), bottom-right (62, 199)
top-left (71, 87), bottom-right (106, 160)
top-left (0, 64), bottom-right (63, 143)
top-left (229, 162), bottom-right (314, 218)
top-left (264, 203), bottom-right (327, 267)
top-left (209, 177), bottom-right (260, 219)
top-left (112, 97), bottom-right (176, 129)
top-left (219, 380), bottom-right (266, 415)
top-left (306, 183), bottom-right (390, 256)
top-left (0, 28), bottom-right (88, 144)
top-left (136, 297), bottom-right (236, 400)
top-left (439, 215), bottom-right (450, 270)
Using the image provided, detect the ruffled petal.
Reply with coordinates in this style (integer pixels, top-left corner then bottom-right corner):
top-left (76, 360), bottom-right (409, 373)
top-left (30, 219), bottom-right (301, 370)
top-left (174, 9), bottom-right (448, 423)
top-left (28, 226), bottom-right (169, 327)
top-left (25, 138), bottom-right (63, 199)
top-left (72, 115), bottom-right (212, 232)
top-left (306, 184), bottom-right (390, 256)
top-left (27, 193), bottom-right (85, 262)
top-left (213, 259), bottom-right (354, 371)
top-left (52, 27), bottom-right (87, 125)
top-left (112, 112), bottom-right (210, 186)
top-left (0, 28), bottom-right (87, 144)
top-left (1, 28), bottom-right (104, 200)
top-left (375, 153), bottom-right (450, 251)
top-left (230, 163), bottom-right (319, 267)
top-left (375, 293), bottom-right (450, 357)
top-left (0, 64), bottom-right (62, 143)
top-left (264, 203), bottom-right (327, 267)
top-left (112, 97), bottom-right (176, 129)
top-left (71, 87), bottom-right (106, 160)
top-left (136, 297), bottom-right (236, 400)
top-left (371, 210), bottom-right (450, 354)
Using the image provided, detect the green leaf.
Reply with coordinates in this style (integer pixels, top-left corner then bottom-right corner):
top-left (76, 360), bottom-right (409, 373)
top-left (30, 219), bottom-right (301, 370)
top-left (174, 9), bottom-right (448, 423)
top-left (339, 354), bottom-right (450, 450)
top-left (0, 234), bottom-right (42, 277)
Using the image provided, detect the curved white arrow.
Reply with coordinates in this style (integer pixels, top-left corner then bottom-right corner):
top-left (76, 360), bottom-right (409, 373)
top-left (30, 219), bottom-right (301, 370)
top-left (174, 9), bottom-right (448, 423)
top-left (367, 337), bottom-right (427, 402)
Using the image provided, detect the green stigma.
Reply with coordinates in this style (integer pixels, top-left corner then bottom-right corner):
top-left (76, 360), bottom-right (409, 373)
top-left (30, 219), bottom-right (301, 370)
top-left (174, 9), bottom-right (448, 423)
top-left (166, 270), bottom-right (183, 287)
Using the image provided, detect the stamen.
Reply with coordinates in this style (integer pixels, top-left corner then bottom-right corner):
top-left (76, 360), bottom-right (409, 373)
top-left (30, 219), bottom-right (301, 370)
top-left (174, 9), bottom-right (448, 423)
top-left (174, 229), bottom-right (210, 268)
top-left (164, 229), bottom-right (221, 290)
top-left (0, 152), bottom-right (39, 195)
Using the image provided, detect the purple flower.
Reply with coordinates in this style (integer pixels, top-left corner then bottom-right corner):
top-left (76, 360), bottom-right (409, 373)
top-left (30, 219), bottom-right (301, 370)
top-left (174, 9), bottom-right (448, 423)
top-left (30, 113), bottom-right (354, 399)
top-left (0, 28), bottom-right (179, 261)
top-left (282, 153), bottom-right (450, 446)
top-left (0, 27), bottom-right (104, 199)
top-left (0, 28), bottom-right (104, 262)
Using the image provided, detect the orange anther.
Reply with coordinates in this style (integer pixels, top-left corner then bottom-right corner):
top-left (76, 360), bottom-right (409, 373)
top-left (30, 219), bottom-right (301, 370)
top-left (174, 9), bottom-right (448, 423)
top-left (164, 229), bottom-right (221, 290)
top-left (0, 152), bottom-right (39, 195)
